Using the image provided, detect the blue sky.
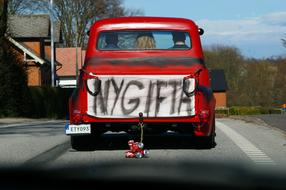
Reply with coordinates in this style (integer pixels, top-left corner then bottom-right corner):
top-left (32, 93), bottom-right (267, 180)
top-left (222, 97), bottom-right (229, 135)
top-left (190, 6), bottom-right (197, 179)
top-left (124, 0), bottom-right (286, 58)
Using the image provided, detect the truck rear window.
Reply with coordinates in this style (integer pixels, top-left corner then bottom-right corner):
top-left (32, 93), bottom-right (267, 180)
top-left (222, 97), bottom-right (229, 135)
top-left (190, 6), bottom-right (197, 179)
top-left (97, 30), bottom-right (191, 50)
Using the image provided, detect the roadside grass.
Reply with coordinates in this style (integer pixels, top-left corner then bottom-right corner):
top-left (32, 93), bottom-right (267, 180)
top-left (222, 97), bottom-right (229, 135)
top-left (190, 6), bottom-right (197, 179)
top-left (216, 106), bottom-right (283, 117)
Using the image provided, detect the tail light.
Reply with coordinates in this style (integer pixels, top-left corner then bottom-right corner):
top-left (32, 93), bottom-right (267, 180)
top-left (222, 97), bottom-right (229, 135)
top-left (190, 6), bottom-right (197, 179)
top-left (199, 110), bottom-right (210, 119)
top-left (72, 110), bottom-right (83, 124)
top-left (183, 76), bottom-right (196, 97)
top-left (73, 114), bottom-right (82, 124)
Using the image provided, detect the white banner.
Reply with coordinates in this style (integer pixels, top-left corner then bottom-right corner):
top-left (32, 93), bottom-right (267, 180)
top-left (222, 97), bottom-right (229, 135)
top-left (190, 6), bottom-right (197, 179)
top-left (87, 75), bottom-right (195, 118)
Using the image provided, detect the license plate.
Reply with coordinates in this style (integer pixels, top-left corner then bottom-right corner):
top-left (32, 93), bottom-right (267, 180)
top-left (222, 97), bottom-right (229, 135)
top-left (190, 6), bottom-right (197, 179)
top-left (65, 124), bottom-right (91, 135)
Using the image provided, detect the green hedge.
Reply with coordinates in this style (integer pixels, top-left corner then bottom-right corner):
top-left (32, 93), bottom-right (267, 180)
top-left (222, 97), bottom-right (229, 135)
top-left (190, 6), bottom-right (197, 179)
top-left (28, 87), bottom-right (74, 118)
top-left (228, 106), bottom-right (282, 115)
top-left (215, 108), bottom-right (229, 116)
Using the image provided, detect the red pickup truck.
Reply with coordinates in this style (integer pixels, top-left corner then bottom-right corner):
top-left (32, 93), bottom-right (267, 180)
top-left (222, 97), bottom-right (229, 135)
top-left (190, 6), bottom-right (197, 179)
top-left (66, 17), bottom-right (216, 150)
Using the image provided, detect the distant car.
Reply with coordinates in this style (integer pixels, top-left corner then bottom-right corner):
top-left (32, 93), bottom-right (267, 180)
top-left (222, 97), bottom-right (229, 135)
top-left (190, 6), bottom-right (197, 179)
top-left (66, 17), bottom-right (216, 150)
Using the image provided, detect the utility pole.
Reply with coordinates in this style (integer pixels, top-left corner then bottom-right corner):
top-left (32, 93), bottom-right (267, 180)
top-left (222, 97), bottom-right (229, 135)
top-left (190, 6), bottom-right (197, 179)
top-left (75, 20), bottom-right (79, 87)
top-left (50, 0), bottom-right (55, 87)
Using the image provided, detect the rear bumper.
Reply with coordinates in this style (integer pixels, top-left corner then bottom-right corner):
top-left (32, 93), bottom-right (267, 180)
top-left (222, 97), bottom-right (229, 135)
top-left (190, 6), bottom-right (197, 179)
top-left (69, 114), bottom-right (213, 136)
top-left (80, 113), bottom-right (201, 123)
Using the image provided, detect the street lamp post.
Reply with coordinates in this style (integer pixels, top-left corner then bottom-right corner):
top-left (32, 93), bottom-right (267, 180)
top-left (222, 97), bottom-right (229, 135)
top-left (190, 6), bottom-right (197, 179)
top-left (75, 20), bottom-right (78, 87)
top-left (50, 0), bottom-right (55, 87)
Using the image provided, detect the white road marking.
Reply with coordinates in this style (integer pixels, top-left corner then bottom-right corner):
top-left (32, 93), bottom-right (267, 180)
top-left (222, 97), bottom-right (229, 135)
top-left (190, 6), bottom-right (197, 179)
top-left (216, 121), bottom-right (276, 165)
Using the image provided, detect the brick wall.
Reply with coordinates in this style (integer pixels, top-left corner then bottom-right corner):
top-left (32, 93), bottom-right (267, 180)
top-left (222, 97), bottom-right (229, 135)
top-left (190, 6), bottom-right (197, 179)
top-left (23, 41), bottom-right (41, 56)
top-left (45, 45), bottom-right (51, 59)
top-left (27, 65), bottom-right (41, 86)
top-left (213, 92), bottom-right (227, 108)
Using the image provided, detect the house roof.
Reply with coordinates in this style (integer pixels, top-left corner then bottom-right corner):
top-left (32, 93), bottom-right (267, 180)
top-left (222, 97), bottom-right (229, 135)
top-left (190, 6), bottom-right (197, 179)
top-left (7, 37), bottom-right (45, 65)
top-left (8, 36), bottom-right (63, 66)
top-left (56, 48), bottom-right (86, 77)
top-left (210, 69), bottom-right (228, 92)
top-left (8, 14), bottom-right (61, 42)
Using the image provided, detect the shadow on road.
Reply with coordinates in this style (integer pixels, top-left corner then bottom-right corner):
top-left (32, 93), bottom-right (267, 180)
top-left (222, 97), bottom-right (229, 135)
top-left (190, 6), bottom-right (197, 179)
top-left (76, 132), bottom-right (216, 151)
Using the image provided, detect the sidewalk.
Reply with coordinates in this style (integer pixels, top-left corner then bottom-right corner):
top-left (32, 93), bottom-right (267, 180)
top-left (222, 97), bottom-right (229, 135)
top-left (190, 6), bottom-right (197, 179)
top-left (230, 114), bottom-right (286, 133)
top-left (254, 114), bottom-right (286, 133)
top-left (0, 118), bottom-right (66, 126)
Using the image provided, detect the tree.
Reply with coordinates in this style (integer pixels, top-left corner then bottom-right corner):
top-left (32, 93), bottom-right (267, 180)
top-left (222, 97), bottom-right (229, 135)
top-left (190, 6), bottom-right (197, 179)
top-left (272, 58), bottom-right (286, 106)
top-left (282, 39), bottom-right (286, 48)
top-left (204, 44), bottom-right (286, 107)
top-left (51, 0), bottom-right (143, 47)
top-left (204, 45), bottom-right (246, 106)
top-left (7, 0), bottom-right (44, 15)
top-left (241, 59), bottom-right (277, 106)
top-left (281, 34), bottom-right (286, 48)
top-left (0, 0), bottom-right (8, 62)
top-left (8, 0), bottom-right (143, 47)
top-left (8, 0), bottom-right (28, 14)
top-left (0, 0), bottom-right (30, 117)
top-left (53, 0), bottom-right (112, 47)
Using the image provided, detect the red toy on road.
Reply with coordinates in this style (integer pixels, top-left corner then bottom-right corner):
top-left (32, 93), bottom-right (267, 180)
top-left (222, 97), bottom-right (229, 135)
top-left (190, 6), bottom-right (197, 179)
top-left (65, 17), bottom-right (216, 150)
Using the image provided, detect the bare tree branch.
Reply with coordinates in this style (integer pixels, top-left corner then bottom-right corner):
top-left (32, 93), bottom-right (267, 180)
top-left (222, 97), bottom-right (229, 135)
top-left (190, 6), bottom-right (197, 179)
top-left (282, 38), bottom-right (286, 48)
top-left (8, 0), bottom-right (44, 15)
top-left (52, 0), bottom-right (142, 47)
top-left (124, 8), bottom-right (144, 16)
top-left (7, 0), bottom-right (143, 47)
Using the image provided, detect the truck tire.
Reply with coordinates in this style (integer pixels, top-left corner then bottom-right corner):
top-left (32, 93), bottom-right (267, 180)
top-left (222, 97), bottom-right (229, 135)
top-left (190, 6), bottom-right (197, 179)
top-left (196, 118), bottom-right (216, 149)
top-left (204, 131), bottom-right (215, 148)
top-left (204, 118), bottom-right (216, 148)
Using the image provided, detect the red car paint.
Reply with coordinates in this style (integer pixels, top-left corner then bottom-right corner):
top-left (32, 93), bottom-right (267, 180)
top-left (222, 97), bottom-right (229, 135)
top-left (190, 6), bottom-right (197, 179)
top-left (69, 17), bottom-right (216, 140)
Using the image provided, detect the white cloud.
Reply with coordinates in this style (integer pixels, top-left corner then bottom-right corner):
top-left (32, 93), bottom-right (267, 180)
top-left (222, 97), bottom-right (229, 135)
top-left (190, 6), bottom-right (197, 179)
top-left (261, 12), bottom-right (286, 26)
top-left (196, 12), bottom-right (286, 58)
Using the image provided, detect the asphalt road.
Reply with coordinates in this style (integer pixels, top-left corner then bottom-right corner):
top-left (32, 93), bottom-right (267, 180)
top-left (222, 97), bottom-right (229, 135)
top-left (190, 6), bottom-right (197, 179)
top-left (254, 114), bottom-right (286, 132)
top-left (0, 117), bottom-right (285, 170)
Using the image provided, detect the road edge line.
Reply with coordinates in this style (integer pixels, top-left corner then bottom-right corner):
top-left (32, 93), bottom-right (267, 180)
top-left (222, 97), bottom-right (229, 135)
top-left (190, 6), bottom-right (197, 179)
top-left (216, 121), bottom-right (276, 165)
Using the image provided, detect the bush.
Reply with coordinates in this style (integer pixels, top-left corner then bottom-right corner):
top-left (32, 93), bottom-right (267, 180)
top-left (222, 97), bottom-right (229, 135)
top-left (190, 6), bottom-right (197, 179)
top-left (269, 108), bottom-right (282, 114)
top-left (215, 108), bottom-right (230, 117)
top-left (0, 42), bottom-right (30, 117)
top-left (229, 106), bottom-right (281, 115)
top-left (229, 106), bottom-right (262, 115)
top-left (28, 87), bottom-right (74, 118)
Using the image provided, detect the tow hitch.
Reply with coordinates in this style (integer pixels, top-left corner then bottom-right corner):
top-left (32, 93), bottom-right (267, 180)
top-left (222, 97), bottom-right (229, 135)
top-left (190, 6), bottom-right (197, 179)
top-left (125, 112), bottom-right (150, 158)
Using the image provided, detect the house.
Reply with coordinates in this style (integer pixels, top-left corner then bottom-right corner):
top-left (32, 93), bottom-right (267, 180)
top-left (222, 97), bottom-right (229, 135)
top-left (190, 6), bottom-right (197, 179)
top-left (56, 48), bottom-right (85, 88)
top-left (210, 69), bottom-right (228, 108)
top-left (7, 14), bottom-right (62, 86)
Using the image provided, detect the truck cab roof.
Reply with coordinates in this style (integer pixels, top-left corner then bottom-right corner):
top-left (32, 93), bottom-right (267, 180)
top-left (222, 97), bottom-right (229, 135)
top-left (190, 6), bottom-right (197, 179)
top-left (86, 17), bottom-right (204, 61)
